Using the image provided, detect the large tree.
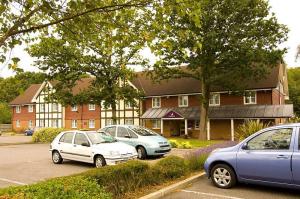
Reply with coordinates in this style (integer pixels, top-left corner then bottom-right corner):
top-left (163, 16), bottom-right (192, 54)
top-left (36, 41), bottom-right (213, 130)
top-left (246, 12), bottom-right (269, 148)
top-left (147, 0), bottom-right (288, 139)
top-left (29, 2), bottom-right (147, 123)
top-left (287, 67), bottom-right (300, 116)
top-left (0, 0), bottom-right (150, 71)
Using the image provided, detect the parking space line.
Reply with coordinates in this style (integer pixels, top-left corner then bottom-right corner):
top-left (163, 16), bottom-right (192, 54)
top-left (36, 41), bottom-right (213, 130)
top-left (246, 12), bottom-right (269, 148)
top-left (181, 190), bottom-right (244, 199)
top-left (0, 178), bottom-right (27, 185)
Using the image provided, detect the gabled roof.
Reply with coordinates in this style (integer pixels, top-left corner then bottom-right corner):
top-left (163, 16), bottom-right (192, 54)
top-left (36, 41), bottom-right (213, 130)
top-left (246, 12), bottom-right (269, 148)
top-left (131, 65), bottom-right (281, 97)
top-left (9, 84), bottom-right (42, 105)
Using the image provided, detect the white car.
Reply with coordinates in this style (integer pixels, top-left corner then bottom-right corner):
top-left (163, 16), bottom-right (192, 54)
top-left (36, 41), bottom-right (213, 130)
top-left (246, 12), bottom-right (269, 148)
top-left (50, 130), bottom-right (138, 167)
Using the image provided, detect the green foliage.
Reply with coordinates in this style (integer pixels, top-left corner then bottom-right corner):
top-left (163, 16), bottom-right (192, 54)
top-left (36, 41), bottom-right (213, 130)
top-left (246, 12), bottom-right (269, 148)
top-left (169, 138), bottom-right (219, 149)
top-left (0, 103), bottom-right (11, 124)
top-left (153, 156), bottom-right (188, 179)
top-left (32, 128), bottom-right (65, 143)
top-left (287, 116), bottom-right (300, 123)
top-left (235, 120), bottom-right (269, 141)
top-left (0, 176), bottom-right (111, 199)
top-left (169, 139), bottom-right (179, 148)
top-left (185, 154), bottom-right (209, 172)
top-left (287, 67), bottom-right (300, 116)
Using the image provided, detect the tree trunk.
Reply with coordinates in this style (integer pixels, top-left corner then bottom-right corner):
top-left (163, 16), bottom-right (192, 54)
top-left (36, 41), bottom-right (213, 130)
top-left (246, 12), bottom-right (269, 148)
top-left (111, 102), bottom-right (117, 125)
top-left (198, 78), bottom-right (210, 140)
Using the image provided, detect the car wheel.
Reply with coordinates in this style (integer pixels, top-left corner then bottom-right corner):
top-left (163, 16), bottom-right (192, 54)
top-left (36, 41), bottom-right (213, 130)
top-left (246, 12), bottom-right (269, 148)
top-left (52, 151), bottom-right (63, 164)
top-left (95, 155), bottom-right (106, 168)
top-left (211, 164), bottom-right (236, 189)
top-left (137, 146), bottom-right (147, 159)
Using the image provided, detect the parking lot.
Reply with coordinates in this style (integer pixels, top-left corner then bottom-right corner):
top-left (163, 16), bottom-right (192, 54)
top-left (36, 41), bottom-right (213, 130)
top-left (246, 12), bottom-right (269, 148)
top-left (0, 143), bottom-right (93, 188)
top-left (163, 175), bottom-right (300, 199)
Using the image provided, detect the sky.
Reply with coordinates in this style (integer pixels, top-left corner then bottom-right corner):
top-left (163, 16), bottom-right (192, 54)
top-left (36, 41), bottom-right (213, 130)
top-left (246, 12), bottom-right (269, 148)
top-left (0, 0), bottom-right (300, 78)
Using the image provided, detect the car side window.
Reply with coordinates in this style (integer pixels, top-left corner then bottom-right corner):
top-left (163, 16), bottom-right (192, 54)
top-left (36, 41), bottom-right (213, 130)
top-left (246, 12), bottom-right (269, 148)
top-left (60, 132), bottom-right (74, 143)
top-left (74, 133), bottom-right (89, 145)
top-left (106, 127), bottom-right (116, 137)
top-left (128, 129), bottom-right (138, 138)
top-left (118, 127), bottom-right (130, 138)
top-left (298, 129), bottom-right (300, 150)
top-left (247, 128), bottom-right (293, 150)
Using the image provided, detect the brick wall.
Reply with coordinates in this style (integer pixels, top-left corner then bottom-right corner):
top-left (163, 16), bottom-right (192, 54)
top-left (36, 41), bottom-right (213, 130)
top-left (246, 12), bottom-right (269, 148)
top-left (11, 105), bottom-right (35, 132)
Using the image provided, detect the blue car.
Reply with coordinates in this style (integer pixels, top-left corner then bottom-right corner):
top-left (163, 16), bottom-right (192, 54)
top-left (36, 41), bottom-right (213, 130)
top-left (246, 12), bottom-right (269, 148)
top-left (101, 125), bottom-right (171, 159)
top-left (204, 123), bottom-right (300, 189)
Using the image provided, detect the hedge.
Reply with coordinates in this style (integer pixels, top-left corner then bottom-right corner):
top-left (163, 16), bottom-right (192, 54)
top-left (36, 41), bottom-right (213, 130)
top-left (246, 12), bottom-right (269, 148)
top-left (32, 128), bottom-right (65, 143)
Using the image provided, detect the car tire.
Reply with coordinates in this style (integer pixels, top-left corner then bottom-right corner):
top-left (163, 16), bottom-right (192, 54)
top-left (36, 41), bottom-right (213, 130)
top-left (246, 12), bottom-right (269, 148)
top-left (137, 146), bottom-right (147, 159)
top-left (52, 151), bottom-right (63, 164)
top-left (95, 155), bottom-right (106, 168)
top-left (211, 164), bottom-right (237, 189)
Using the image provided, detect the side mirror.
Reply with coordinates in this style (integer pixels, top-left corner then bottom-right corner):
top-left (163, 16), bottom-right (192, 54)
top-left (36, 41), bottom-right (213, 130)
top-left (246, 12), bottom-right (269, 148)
top-left (124, 135), bottom-right (131, 139)
top-left (81, 142), bottom-right (90, 147)
top-left (241, 143), bottom-right (248, 150)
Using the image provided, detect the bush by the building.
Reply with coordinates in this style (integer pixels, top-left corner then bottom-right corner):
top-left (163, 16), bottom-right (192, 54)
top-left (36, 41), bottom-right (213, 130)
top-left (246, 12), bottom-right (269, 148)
top-left (32, 127), bottom-right (65, 143)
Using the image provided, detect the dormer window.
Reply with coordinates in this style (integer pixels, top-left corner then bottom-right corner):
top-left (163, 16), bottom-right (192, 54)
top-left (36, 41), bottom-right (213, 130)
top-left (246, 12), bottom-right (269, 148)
top-left (209, 93), bottom-right (220, 106)
top-left (89, 104), bottom-right (96, 111)
top-left (16, 106), bottom-right (21, 113)
top-left (71, 105), bottom-right (78, 111)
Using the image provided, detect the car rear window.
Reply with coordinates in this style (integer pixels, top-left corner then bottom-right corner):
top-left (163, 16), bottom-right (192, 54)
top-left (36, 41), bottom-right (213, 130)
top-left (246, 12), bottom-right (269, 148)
top-left (59, 132), bottom-right (74, 143)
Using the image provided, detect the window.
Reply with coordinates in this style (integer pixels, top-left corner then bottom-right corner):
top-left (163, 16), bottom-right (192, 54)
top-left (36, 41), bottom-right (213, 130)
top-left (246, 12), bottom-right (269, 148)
top-left (152, 97), bottom-right (161, 108)
top-left (28, 105), bottom-right (33, 113)
top-left (152, 119), bottom-right (161, 129)
top-left (40, 104), bottom-right (45, 112)
top-left (71, 105), bottom-right (77, 111)
top-left (128, 129), bottom-right (138, 138)
top-left (59, 132), bottom-right (74, 143)
top-left (39, 120), bottom-right (45, 127)
top-left (125, 101), bottom-right (132, 109)
top-left (209, 93), bottom-right (220, 106)
top-left (247, 128), bottom-right (293, 150)
top-left (74, 133), bottom-right (89, 145)
top-left (28, 120), bottom-right (33, 128)
top-left (16, 120), bottom-right (20, 128)
top-left (52, 119), bottom-right (58, 128)
top-left (106, 119), bottom-right (114, 126)
top-left (52, 103), bottom-right (58, 112)
top-left (178, 95), bottom-right (188, 107)
top-left (244, 91), bottom-right (256, 104)
top-left (89, 104), bottom-right (96, 111)
top-left (125, 119), bottom-right (134, 125)
top-left (89, 119), bottom-right (95, 129)
top-left (118, 127), bottom-right (130, 138)
top-left (195, 120), bottom-right (200, 129)
top-left (71, 120), bottom-right (77, 128)
top-left (16, 106), bottom-right (21, 113)
top-left (105, 126), bottom-right (117, 137)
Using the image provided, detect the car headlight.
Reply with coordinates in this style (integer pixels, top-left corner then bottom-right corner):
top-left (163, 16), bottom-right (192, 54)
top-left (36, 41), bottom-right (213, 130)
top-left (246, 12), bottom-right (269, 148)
top-left (109, 151), bottom-right (120, 156)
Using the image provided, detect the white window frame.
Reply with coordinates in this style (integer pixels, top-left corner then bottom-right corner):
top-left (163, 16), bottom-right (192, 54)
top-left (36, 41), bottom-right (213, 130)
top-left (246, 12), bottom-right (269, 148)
top-left (71, 120), bottom-right (77, 128)
top-left (28, 120), bottom-right (33, 128)
top-left (28, 105), bottom-right (33, 113)
top-left (209, 93), bottom-right (220, 106)
top-left (39, 120), bottom-right (45, 127)
top-left (71, 105), bottom-right (78, 112)
top-left (52, 103), bottom-right (58, 112)
top-left (125, 118), bottom-right (134, 125)
top-left (152, 97), bottom-right (161, 108)
top-left (178, 95), bottom-right (189, 107)
top-left (244, 91), bottom-right (256, 105)
top-left (125, 101), bottom-right (132, 109)
top-left (52, 119), bottom-right (58, 128)
top-left (89, 104), bottom-right (96, 111)
top-left (16, 120), bottom-right (20, 128)
top-left (16, 106), bottom-right (21, 113)
top-left (106, 119), bottom-right (114, 126)
top-left (89, 119), bottom-right (95, 129)
top-left (40, 104), bottom-right (45, 112)
top-left (152, 119), bottom-right (161, 129)
top-left (195, 120), bottom-right (200, 129)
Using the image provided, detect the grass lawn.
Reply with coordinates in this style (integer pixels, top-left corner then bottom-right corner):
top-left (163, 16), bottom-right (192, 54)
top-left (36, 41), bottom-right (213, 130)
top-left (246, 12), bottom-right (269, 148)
top-left (168, 137), bottom-right (220, 148)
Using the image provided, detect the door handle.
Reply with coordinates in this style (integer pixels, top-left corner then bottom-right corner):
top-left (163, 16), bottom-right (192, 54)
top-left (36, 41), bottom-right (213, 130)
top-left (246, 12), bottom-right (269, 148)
top-left (73, 145), bottom-right (77, 147)
top-left (277, 155), bottom-right (289, 159)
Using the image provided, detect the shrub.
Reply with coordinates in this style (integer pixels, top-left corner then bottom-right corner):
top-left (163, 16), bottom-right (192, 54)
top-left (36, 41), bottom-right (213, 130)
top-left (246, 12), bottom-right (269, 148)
top-left (179, 142), bottom-right (192, 149)
top-left (169, 139), bottom-right (179, 148)
top-left (235, 120), bottom-right (269, 141)
top-left (32, 128), bottom-right (65, 143)
top-left (82, 160), bottom-right (150, 198)
top-left (185, 154), bottom-right (208, 172)
top-left (153, 156), bottom-right (188, 180)
top-left (288, 116), bottom-right (300, 123)
top-left (0, 176), bottom-right (111, 199)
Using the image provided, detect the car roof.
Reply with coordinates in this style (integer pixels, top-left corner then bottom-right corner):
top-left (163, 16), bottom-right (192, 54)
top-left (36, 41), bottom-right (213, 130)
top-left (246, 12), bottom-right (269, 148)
top-left (61, 130), bottom-right (97, 133)
top-left (264, 123), bottom-right (300, 129)
top-left (103, 125), bottom-right (138, 128)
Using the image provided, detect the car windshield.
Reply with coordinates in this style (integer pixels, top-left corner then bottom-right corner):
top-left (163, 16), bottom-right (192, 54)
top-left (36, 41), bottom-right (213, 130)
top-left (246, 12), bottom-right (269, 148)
top-left (86, 132), bottom-right (117, 144)
top-left (128, 126), bottom-right (158, 136)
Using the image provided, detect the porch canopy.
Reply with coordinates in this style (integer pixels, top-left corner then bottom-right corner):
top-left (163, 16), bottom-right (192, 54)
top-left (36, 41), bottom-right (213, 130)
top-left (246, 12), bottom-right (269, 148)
top-left (140, 104), bottom-right (294, 120)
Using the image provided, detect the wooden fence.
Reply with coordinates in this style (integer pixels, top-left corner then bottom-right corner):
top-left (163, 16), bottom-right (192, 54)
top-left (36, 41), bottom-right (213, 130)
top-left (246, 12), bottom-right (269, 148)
top-left (0, 124), bottom-right (12, 132)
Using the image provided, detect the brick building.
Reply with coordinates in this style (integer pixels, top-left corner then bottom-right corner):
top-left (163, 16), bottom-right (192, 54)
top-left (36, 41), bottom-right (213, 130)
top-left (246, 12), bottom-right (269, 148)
top-left (10, 63), bottom-right (293, 140)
